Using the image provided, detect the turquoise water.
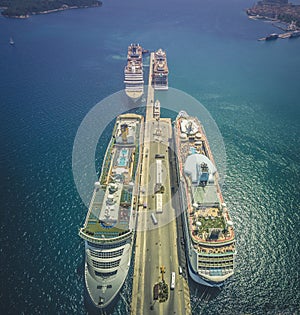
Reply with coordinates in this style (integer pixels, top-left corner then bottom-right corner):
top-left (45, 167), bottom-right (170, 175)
top-left (0, 0), bottom-right (300, 314)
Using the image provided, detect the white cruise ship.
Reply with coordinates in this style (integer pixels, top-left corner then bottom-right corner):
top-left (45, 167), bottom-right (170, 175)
top-left (124, 43), bottom-right (144, 101)
top-left (174, 111), bottom-right (236, 287)
top-left (79, 113), bottom-right (144, 308)
top-left (152, 48), bottom-right (168, 90)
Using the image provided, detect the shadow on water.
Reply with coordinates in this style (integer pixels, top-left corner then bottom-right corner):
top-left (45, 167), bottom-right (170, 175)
top-left (188, 280), bottom-right (222, 314)
top-left (75, 253), bottom-right (122, 314)
top-left (76, 254), bottom-right (85, 276)
top-left (168, 146), bottom-right (222, 314)
top-left (80, 231), bottom-right (137, 315)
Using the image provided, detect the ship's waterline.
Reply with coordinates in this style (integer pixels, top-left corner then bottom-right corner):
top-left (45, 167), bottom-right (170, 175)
top-left (79, 114), bottom-right (144, 308)
top-left (124, 44), bottom-right (144, 102)
top-left (174, 111), bottom-right (236, 287)
top-left (1, 0), bottom-right (299, 313)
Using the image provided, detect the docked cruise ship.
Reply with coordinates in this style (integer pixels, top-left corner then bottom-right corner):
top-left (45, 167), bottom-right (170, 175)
top-left (124, 43), bottom-right (144, 101)
top-left (79, 113), bottom-right (144, 308)
top-left (174, 111), bottom-right (236, 287)
top-left (152, 48), bottom-right (168, 90)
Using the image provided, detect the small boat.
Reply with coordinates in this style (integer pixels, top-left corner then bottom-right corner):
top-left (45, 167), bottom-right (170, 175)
top-left (265, 33), bottom-right (278, 41)
top-left (289, 30), bottom-right (300, 38)
top-left (9, 37), bottom-right (14, 45)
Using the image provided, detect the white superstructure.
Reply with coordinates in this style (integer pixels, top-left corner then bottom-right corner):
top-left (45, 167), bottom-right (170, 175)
top-left (79, 114), bottom-right (144, 308)
top-left (174, 111), bottom-right (236, 287)
top-left (124, 43), bottom-right (144, 101)
top-left (152, 48), bottom-right (168, 90)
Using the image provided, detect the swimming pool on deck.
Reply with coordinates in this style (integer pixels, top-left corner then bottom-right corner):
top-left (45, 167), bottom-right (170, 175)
top-left (118, 148), bottom-right (129, 167)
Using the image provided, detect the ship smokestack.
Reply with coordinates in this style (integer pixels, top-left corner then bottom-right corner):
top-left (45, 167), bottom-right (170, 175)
top-left (121, 124), bottom-right (128, 142)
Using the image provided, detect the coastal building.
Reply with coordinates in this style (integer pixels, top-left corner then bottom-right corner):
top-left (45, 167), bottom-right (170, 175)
top-left (261, 0), bottom-right (288, 4)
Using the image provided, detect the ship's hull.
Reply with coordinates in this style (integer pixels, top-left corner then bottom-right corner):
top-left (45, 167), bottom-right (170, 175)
top-left (290, 31), bottom-right (300, 38)
top-left (84, 239), bottom-right (132, 309)
top-left (79, 113), bottom-right (143, 310)
top-left (181, 200), bottom-right (225, 288)
top-left (174, 111), bottom-right (235, 288)
top-left (152, 48), bottom-right (169, 91)
top-left (124, 44), bottom-right (144, 102)
top-left (186, 258), bottom-right (224, 287)
top-left (125, 89), bottom-right (143, 102)
top-left (265, 34), bottom-right (278, 40)
top-left (179, 180), bottom-right (224, 287)
top-left (152, 85), bottom-right (168, 91)
top-left (180, 198), bottom-right (224, 287)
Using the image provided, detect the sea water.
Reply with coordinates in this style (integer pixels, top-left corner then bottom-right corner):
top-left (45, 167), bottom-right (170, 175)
top-left (0, 0), bottom-right (299, 314)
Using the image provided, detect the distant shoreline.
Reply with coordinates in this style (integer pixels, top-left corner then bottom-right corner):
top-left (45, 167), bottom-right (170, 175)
top-left (1, 1), bottom-right (102, 19)
top-left (246, 1), bottom-right (300, 29)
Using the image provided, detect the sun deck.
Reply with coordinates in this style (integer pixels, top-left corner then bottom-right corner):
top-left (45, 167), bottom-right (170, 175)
top-left (175, 113), bottom-right (235, 245)
top-left (124, 44), bottom-right (144, 96)
top-left (152, 48), bottom-right (168, 90)
top-left (127, 43), bottom-right (143, 61)
top-left (197, 243), bottom-right (235, 255)
top-left (188, 185), bottom-right (235, 244)
top-left (80, 114), bottom-right (143, 240)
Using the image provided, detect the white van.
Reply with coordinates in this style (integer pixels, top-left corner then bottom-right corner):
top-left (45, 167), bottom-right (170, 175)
top-left (178, 266), bottom-right (183, 275)
top-left (151, 213), bottom-right (158, 225)
top-left (170, 272), bottom-right (176, 290)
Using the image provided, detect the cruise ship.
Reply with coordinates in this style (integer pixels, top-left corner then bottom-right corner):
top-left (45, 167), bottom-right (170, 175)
top-left (174, 111), bottom-right (236, 287)
top-left (124, 43), bottom-right (144, 101)
top-left (152, 48), bottom-right (169, 90)
top-left (79, 113), bottom-right (144, 308)
top-left (290, 30), bottom-right (300, 38)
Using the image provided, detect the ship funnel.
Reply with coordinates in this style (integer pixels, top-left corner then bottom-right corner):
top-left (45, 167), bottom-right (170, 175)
top-left (121, 124), bottom-right (128, 142)
top-left (109, 183), bottom-right (118, 193)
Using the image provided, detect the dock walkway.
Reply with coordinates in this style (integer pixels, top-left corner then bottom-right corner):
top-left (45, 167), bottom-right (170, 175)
top-left (130, 52), bottom-right (191, 315)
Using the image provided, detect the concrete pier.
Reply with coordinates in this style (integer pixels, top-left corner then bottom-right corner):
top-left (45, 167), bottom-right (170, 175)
top-left (130, 52), bottom-right (191, 315)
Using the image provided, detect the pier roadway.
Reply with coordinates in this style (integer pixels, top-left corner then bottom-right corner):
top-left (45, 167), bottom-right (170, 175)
top-left (145, 52), bottom-right (155, 120)
top-left (131, 118), bottom-right (191, 315)
top-left (131, 51), bottom-right (191, 315)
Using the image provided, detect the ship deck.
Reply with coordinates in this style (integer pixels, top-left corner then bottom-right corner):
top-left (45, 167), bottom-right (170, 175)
top-left (80, 114), bottom-right (143, 240)
top-left (175, 114), bottom-right (235, 245)
top-left (84, 182), bottom-right (132, 238)
top-left (152, 48), bottom-right (169, 90)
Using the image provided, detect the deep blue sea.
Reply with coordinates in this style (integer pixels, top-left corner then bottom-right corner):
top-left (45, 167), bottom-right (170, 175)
top-left (1, 0), bottom-right (300, 314)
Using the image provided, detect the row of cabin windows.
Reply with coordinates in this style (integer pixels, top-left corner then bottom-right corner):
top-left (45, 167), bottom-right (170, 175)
top-left (198, 256), bottom-right (234, 262)
top-left (87, 240), bottom-right (127, 249)
top-left (198, 261), bottom-right (233, 267)
top-left (89, 248), bottom-right (124, 259)
top-left (92, 259), bottom-right (121, 269)
top-left (95, 270), bottom-right (117, 278)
